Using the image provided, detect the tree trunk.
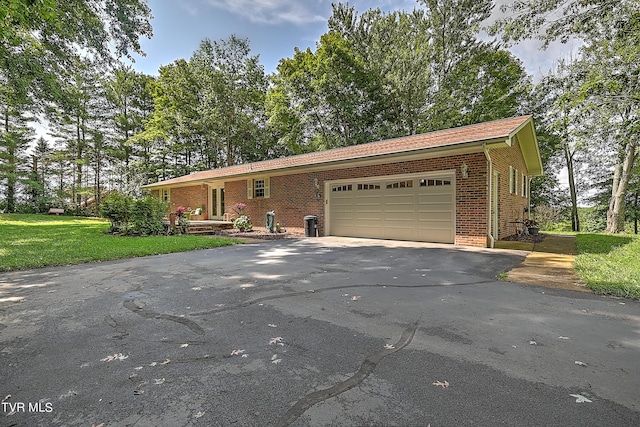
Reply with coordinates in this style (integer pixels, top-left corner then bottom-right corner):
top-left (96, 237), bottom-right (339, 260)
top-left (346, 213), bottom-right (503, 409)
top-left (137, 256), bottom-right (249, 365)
top-left (564, 142), bottom-right (580, 232)
top-left (606, 140), bottom-right (638, 233)
top-left (3, 110), bottom-right (16, 212)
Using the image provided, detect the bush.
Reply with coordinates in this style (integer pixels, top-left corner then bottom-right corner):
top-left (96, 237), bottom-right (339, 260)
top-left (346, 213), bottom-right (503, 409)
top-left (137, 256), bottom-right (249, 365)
top-left (102, 193), bottom-right (168, 235)
top-left (101, 193), bottom-right (133, 233)
top-left (131, 195), bottom-right (168, 235)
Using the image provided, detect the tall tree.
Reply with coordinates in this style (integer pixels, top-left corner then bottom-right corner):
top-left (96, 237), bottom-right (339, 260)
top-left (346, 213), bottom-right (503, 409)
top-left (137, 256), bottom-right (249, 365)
top-left (269, 1), bottom-right (530, 151)
top-left (191, 36), bottom-right (269, 165)
top-left (0, 106), bottom-right (33, 211)
top-left (25, 137), bottom-right (53, 210)
top-left (491, 0), bottom-right (640, 233)
top-left (537, 59), bottom-right (588, 231)
top-left (105, 65), bottom-right (156, 192)
top-left (328, 4), bottom-right (433, 137)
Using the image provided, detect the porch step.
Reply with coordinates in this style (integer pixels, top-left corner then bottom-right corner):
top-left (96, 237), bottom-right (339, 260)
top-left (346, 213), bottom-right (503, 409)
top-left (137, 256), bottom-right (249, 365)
top-left (187, 222), bottom-right (234, 235)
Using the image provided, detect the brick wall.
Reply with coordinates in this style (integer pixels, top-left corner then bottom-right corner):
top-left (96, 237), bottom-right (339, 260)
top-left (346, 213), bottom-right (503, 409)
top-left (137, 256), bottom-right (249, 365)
top-left (490, 137), bottom-right (531, 240)
top-left (164, 185), bottom-right (209, 216)
top-left (165, 144), bottom-right (532, 247)
top-left (224, 153), bottom-right (488, 245)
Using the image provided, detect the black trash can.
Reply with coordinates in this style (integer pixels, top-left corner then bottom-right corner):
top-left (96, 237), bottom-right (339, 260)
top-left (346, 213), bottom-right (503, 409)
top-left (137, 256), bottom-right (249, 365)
top-left (303, 215), bottom-right (318, 237)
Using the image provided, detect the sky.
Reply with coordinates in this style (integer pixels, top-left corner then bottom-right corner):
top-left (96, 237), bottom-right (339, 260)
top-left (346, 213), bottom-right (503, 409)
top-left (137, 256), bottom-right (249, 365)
top-left (129, 0), bottom-right (577, 81)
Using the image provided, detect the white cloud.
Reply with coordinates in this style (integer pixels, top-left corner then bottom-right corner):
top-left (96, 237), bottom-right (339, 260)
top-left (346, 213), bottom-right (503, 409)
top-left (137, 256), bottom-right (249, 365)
top-left (200, 0), bottom-right (327, 25)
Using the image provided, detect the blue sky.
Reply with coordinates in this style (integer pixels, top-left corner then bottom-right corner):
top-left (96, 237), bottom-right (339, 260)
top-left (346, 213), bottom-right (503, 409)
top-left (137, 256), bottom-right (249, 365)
top-left (130, 0), bottom-right (576, 80)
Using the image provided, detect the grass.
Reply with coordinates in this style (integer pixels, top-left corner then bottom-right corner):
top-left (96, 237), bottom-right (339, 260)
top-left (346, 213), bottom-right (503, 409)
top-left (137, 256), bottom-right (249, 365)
top-left (0, 214), bottom-right (241, 272)
top-left (574, 233), bottom-right (640, 299)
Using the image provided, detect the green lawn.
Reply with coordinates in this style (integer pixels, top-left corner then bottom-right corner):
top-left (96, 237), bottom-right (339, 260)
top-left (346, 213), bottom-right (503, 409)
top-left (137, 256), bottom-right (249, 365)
top-left (0, 214), bottom-right (240, 272)
top-left (574, 233), bottom-right (640, 299)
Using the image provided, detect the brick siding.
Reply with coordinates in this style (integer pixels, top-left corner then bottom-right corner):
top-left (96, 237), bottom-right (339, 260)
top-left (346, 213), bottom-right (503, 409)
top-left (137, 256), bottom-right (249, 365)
top-left (490, 137), bottom-right (532, 240)
top-left (224, 153), bottom-right (488, 245)
top-left (165, 145), bottom-right (530, 247)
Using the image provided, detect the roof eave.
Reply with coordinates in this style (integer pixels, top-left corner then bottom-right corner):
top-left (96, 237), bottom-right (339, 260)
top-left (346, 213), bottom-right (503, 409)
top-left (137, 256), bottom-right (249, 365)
top-left (143, 139), bottom-right (504, 188)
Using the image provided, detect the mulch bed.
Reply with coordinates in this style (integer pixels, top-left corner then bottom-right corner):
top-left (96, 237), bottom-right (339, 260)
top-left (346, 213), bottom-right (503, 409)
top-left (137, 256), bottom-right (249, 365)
top-left (214, 228), bottom-right (304, 240)
top-left (501, 232), bottom-right (547, 244)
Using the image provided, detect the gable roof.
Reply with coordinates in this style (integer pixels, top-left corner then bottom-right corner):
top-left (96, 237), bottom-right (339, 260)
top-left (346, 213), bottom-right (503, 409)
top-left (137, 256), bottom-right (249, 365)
top-left (143, 115), bottom-right (542, 188)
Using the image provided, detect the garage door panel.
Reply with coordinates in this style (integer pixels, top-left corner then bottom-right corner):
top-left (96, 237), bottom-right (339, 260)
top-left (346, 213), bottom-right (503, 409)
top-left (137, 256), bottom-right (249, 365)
top-left (418, 212), bottom-right (453, 222)
top-left (329, 173), bottom-right (455, 244)
top-left (417, 228), bottom-right (452, 243)
top-left (418, 193), bottom-right (453, 203)
top-left (383, 227), bottom-right (415, 240)
top-left (384, 211), bottom-right (416, 222)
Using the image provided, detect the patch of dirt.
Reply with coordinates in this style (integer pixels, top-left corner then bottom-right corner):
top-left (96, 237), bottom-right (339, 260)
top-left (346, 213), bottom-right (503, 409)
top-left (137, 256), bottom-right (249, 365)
top-left (502, 233), bottom-right (547, 244)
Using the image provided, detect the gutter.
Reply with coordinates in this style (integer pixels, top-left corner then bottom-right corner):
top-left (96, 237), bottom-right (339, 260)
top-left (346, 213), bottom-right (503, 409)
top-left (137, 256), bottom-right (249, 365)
top-left (484, 143), bottom-right (495, 248)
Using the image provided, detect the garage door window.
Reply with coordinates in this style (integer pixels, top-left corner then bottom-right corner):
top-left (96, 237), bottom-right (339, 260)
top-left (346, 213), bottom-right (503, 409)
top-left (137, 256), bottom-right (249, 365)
top-left (420, 178), bottom-right (451, 187)
top-left (357, 183), bottom-right (381, 190)
top-left (386, 180), bottom-right (413, 189)
top-left (332, 184), bottom-right (352, 192)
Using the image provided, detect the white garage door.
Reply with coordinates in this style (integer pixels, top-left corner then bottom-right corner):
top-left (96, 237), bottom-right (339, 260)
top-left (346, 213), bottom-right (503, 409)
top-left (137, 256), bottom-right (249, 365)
top-left (328, 173), bottom-right (455, 243)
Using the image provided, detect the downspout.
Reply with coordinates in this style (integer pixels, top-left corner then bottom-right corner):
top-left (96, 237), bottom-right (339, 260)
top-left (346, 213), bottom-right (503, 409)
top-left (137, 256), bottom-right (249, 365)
top-left (528, 177), bottom-right (532, 219)
top-left (484, 143), bottom-right (495, 248)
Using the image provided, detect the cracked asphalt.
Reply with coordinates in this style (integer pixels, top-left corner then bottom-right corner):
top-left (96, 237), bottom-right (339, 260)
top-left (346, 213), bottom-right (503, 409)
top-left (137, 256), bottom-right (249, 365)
top-left (1, 237), bottom-right (639, 426)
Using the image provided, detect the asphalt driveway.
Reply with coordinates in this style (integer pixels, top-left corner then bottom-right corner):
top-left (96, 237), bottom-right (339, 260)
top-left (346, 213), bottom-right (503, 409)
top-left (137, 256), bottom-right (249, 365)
top-left (1, 237), bottom-right (639, 426)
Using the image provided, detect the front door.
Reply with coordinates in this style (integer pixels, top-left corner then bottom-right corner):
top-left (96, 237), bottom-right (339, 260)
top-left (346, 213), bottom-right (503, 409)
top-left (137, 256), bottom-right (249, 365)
top-left (209, 186), bottom-right (225, 220)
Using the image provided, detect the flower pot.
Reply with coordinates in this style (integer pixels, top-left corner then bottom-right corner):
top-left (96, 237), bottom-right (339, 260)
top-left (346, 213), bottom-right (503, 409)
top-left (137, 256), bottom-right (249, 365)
top-left (528, 227), bottom-right (539, 235)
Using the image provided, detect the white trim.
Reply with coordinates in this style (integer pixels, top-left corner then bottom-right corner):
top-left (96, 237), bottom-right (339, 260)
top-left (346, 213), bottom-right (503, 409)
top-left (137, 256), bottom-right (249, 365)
top-left (208, 184), bottom-right (225, 220)
top-left (484, 143), bottom-right (494, 248)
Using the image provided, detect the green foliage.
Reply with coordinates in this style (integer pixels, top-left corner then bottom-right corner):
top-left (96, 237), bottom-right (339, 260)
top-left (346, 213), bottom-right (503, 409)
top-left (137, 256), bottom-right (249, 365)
top-left (490, 0), bottom-right (631, 46)
top-left (233, 215), bottom-right (253, 231)
top-left (101, 193), bottom-right (168, 235)
top-left (101, 193), bottom-right (132, 232)
top-left (131, 195), bottom-right (168, 236)
top-left (0, 214), bottom-right (239, 272)
top-left (492, 0), bottom-right (640, 233)
top-left (269, 1), bottom-right (530, 151)
top-left (575, 233), bottom-right (640, 299)
top-left (580, 207), bottom-right (607, 233)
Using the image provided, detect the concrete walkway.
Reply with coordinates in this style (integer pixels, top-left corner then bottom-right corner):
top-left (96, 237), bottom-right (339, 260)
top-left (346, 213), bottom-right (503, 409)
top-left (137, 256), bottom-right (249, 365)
top-left (495, 234), bottom-right (591, 293)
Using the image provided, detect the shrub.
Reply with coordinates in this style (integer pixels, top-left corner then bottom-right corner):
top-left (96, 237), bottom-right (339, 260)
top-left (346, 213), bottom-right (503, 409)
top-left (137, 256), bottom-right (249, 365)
top-left (101, 193), bottom-right (133, 233)
top-left (131, 195), bottom-right (168, 235)
top-left (102, 193), bottom-right (169, 235)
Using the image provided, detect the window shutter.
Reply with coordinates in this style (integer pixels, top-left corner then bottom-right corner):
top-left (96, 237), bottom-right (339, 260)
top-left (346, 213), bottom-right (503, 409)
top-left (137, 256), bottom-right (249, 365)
top-left (264, 177), bottom-right (270, 198)
top-left (247, 179), bottom-right (253, 199)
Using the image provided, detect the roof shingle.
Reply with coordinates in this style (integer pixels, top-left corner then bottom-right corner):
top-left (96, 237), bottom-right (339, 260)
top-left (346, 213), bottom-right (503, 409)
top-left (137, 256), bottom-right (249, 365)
top-left (144, 115), bottom-right (532, 187)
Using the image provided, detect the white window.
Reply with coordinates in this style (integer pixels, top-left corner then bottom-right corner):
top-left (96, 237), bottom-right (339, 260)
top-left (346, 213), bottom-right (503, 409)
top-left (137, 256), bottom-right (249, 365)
top-left (161, 189), bottom-right (170, 202)
top-left (420, 178), bottom-right (451, 187)
top-left (522, 173), bottom-right (527, 198)
top-left (386, 180), bottom-right (413, 189)
top-left (331, 184), bottom-right (353, 192)
top-left (247, 177), bottom-right (270, 199)
top-left (357, 183), bottom-right (380, 190)
top-left (509, 167), bottom-right (518, 195)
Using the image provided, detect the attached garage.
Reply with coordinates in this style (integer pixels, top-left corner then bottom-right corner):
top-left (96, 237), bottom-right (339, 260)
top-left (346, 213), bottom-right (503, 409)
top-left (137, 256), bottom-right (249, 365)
top-left (327, 171), bottom-right (455, 243)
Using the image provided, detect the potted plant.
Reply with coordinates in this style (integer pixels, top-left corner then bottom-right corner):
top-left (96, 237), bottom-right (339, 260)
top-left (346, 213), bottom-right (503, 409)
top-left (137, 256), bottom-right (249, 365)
top-left (231, 203), bottom-right (252, 231)
top-left (233, 215), bottom-right (253, 232)
top-left (523, 218), bottom-right (539, 235)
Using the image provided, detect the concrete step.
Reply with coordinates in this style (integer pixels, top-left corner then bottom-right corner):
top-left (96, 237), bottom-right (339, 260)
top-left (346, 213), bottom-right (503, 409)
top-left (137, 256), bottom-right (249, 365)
top-left (187, 228), bottom-right (218, 235)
